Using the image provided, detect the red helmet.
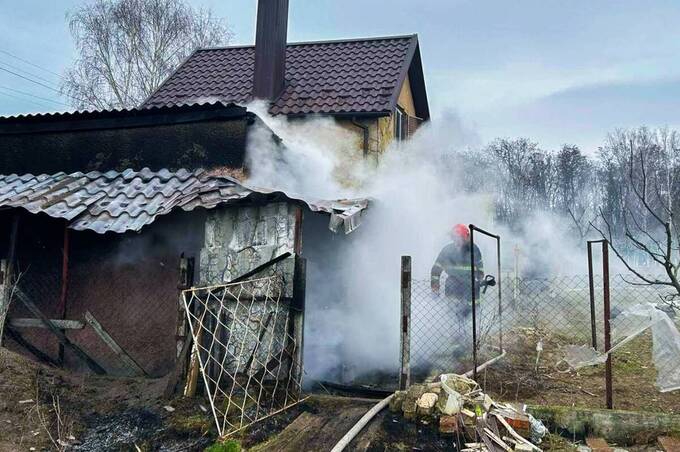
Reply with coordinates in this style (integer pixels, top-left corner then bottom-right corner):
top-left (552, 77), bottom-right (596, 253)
top-left (452, 223), bottom-right (470, 240)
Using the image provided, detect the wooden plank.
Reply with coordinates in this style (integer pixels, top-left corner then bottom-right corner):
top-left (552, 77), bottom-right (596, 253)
top-left (84, 311), bottom-right (147, 377)
top-left (164, 334), bottom-right (193, 398)
top-left (0, 215), bottom-right (20, 345)
top-left (9, 318), bottom-right (84, 330)
top-left (15, 289), bottom-right (106, 375)
top-left (493, 413), bottom-right (541, 452)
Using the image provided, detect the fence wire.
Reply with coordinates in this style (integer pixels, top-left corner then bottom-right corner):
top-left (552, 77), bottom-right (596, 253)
top-left (409, 272), bottom-right (678, 387)
top-left (410, 276), bottom-right (502, 380)
top-left (182, 276), bottom-right (302, 437)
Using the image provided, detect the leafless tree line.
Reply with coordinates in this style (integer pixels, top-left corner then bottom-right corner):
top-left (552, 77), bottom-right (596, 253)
top-left (448, 127), bottom-right (680, 296)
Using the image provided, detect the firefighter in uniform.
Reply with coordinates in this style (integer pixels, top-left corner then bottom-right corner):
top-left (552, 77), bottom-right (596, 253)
top-left (431, 224), bottom-right (484, 316)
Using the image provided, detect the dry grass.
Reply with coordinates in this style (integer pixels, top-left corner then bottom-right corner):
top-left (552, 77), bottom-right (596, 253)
top-left (480, 327), bottom-right (680, 413)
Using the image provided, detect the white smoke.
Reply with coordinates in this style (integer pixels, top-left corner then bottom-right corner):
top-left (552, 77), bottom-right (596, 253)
top-left (243, 103), bottom-right (592, 383)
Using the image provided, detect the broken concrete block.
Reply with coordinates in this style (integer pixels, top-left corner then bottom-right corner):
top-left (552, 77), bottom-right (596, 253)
top-left (416, 392), bottom-right (438, 416)
top-left (402, 384), bottom-right (426, 420)
top-left (389, 391), bottom-right (406, 413)
top-left (403, 401), bottom-right (417, 420)
top-left (439, 415), bottom-right (461, 435)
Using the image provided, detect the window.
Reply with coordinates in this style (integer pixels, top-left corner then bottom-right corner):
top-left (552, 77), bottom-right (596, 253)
top-left (394, 106), bottom-right (408, 141)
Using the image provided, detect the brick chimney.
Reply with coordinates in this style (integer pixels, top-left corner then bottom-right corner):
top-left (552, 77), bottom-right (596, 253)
top-left (252, 0), bottom-right (289, 100)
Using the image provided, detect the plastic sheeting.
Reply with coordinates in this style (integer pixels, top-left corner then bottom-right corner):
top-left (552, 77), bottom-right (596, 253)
top-left (561, 303), bottom-right (680, 392)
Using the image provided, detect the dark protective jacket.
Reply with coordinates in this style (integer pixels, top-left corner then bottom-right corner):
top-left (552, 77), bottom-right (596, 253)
top-left (431, 242), bottom-right (484, 300)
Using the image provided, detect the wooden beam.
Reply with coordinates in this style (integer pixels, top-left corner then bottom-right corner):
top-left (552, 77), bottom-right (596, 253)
top-left (0, 214), bottom-right (19, 345)
top-left (84, 311), bottom-right (147, 377)
top-left (9, 318), bottom-right (84, 330)
top-left (15, 289), bottom-right (106, 375)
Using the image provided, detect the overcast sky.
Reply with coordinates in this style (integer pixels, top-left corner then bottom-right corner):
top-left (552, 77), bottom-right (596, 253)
top-left (1, 0), bottom-right (679, 153)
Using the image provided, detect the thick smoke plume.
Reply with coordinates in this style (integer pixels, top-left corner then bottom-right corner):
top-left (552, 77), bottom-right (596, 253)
top-left (244, 102), bottom-right (591, 383)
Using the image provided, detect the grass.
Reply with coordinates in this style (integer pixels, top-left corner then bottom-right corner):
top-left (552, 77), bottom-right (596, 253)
top-left (481, 327), bottom-right (680, 413)
top-left (204, 439), bottom-right (242, 452)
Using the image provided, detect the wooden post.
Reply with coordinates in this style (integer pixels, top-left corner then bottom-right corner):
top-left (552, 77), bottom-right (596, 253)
top-left (57, 224), bottom-right (70, 364)
top-left (292, 256), bottom-right (306, 391)
top-left (399, 256), bottom-right (411, 390)
top-left (0, 260), bottom-right (10, 345)
top-left (0, 214), bottom-right (20, 346)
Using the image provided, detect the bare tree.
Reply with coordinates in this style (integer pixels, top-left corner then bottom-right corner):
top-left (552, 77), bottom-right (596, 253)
top-left (593, 127), bottom-right (680, 300)
top-left (555, 145), bottom-right (597, 239)
top-left (62, 0), bottom-right (232, 110)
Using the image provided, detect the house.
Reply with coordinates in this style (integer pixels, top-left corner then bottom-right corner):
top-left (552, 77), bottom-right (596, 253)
top-left (0, 0), bottom-right (430, 429)
top-left (0, 101), bottom-right (366, 381)
top-left (143, 0), bottom-right (429, 160)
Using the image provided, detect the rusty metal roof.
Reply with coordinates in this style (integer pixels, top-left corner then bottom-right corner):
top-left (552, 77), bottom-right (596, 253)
top-left (143, 35), bottom-right (429, 120)
top-left (0, 168), bottom-right (367, 234)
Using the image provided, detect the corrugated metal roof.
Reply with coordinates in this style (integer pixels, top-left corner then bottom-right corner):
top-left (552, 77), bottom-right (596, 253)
top-left (0, 168), bottom-right (368, 234)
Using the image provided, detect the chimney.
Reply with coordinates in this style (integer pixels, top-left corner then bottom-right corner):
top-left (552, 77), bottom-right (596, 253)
top-left (252, 0), bottom-right (289, 100)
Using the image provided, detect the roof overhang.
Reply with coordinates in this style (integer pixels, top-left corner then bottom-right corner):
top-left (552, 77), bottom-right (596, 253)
top-left (0, 101), bottom-right (250, 135)
top-left (0, 168), bottom-right (369, 235)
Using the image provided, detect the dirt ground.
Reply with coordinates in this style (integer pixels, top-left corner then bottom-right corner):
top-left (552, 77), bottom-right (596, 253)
top-left (0, 347), bottom-right (215, 451)
top-left (481, 327), bottom-right (680, 413)
top-left (1, 343), bottom-right (675, 451)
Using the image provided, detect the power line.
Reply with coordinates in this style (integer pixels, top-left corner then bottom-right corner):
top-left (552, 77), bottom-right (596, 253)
top-left (0, 58), bottom-right (60, 86)
top-left (0, 49), bottom-right (64, 79)
top-left (0, 85), bottom-right (71, 107)
top-left (0, 65), bottom-right (83, 104)
top-left (0, 89), bottom-right (54, 110)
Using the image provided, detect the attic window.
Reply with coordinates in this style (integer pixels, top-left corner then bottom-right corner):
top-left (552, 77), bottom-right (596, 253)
top-left (394, 106), bottom-right (408, 141)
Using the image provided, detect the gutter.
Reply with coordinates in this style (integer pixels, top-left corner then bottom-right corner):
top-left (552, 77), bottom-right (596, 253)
top-left (351, 117), bottom-right (370, 157)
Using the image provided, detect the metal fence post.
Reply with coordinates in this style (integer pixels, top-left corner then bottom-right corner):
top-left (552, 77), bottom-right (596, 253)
top-left (399, 256), bottom-right (411, 390)
top-left (469, 226), bottom-right (478, 381)
top-left (497, 237), bottom-right (503, 352)
top-left (587, 242), bottom-right (597, 350)
top-left (602, 241), bottom-right (613, 409)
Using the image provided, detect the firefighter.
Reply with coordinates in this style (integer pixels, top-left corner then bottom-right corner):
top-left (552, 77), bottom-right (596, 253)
top-left (431, 223), bottom-right (484, 316)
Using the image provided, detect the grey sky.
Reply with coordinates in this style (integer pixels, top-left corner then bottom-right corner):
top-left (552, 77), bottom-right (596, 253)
top-left (1, 0), bottom-right (679, 153)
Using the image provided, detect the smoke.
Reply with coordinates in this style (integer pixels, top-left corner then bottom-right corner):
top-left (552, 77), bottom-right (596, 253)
top-left (243, 103), bottom-right (593, 383)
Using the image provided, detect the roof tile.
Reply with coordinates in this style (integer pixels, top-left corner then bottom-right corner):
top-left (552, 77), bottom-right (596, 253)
top-left (144, 36), bottom-right (416, 115)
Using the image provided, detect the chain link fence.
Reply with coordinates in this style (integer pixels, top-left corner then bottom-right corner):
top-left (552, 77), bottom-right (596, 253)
top-left (182, 276), bottom-right (302, 437)
top-left (407, 264), bottom-right (680, 410)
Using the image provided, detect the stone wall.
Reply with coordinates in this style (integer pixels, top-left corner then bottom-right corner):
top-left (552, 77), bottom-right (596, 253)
top-left (197, 202), bottom-right (298, 379)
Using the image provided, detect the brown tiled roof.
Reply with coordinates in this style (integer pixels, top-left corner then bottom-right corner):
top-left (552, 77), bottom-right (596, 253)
top-left (143, 35), bottom-right (429, 119)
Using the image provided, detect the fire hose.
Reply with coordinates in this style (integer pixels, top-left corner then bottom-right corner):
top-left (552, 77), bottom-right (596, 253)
top-left (329, 350), bottom-right (507, 452)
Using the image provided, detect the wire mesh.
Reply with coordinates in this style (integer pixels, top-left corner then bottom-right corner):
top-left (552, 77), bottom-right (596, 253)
top-left (410, 276), bottom-right (502, 381)
top-left (182, 276), bottom-right (302, 437)
top-left (409, 271), bottom-right (679, 386)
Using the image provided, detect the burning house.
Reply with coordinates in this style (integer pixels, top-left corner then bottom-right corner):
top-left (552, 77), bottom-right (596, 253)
top-left (0, 101), bottom-right (366, 377)
top-left (0, 0), bottom-right (430, 436)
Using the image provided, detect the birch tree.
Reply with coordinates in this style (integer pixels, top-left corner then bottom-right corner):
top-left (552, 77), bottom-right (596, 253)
top-left (62, 0), bottom-right (232, 110)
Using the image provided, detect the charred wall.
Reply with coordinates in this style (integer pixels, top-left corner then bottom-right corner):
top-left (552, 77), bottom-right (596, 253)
top-left (0, 107), bottom-right (252, 174)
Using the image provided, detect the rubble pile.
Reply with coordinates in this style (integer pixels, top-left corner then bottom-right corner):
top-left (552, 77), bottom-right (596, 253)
top-left (389, 374), bottom-right (547, 451)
